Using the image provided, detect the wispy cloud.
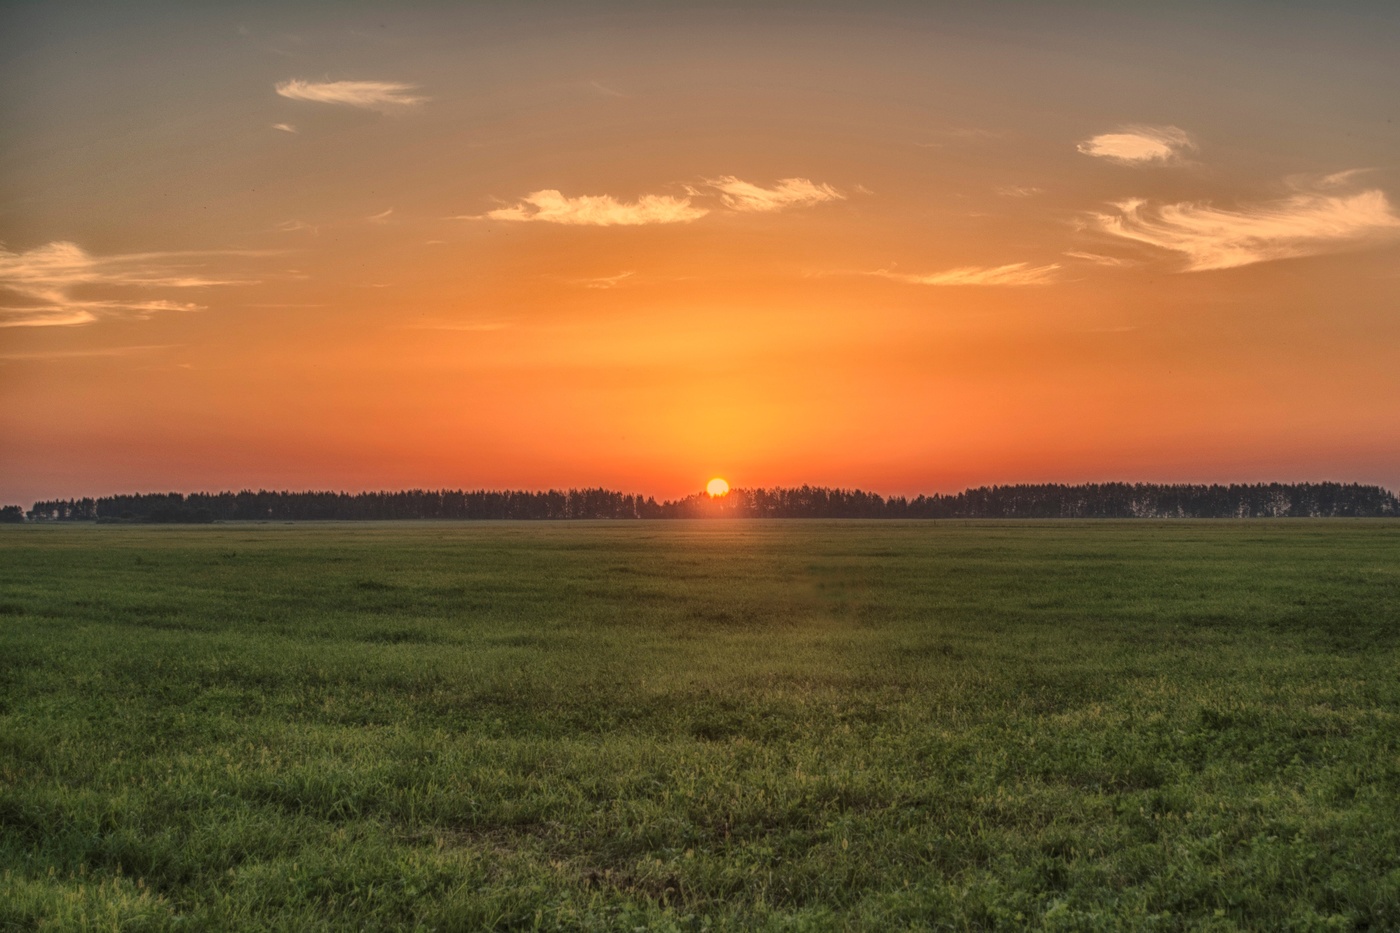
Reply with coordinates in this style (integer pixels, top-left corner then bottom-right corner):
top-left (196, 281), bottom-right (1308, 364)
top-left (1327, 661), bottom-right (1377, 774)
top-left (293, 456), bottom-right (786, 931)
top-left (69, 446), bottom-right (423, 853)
top-left (367, 208), bottom-right (394, 224)
top-left (996, 185), bottom-right (1042, 198)
top-left (869, 263), bottom-right (1060, 286)
top-left (704, 177), bottom-right (844, 212)
top-left (271, 123), bottom-right (297, 133)
top-left (1078, 125), bottom-right (1194, 164)
top-left (277, 219), bottom-right (317, 234)
top-left (589, 80), bottom-right (627, 98)
top-left (1064, 251), bottom-right (1134, 267)
top-left (469, 175), bottom-right (845, 226)
top-left (275, 79), bottom-right (425, 109)
top-left (0, 309), bottom-right (101, 327)
top-left (468, 176), bottom-right (844, 227)
top-left (478, 190), bottom-right (707, 226)
top-left (577, 271), bottom-right (636, 289)
top-left (0, 241), bottom-right (253, 327)
top-left (1089, 185), bottom-right (1400, 271)
top-left (1315, 168), bottom-right (1371, 189)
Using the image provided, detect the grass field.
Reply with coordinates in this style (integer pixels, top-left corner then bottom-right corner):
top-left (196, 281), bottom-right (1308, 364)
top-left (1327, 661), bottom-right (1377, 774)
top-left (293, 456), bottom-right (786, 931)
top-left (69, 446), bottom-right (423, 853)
top-left (2, 520), bottom-right (1398, 930)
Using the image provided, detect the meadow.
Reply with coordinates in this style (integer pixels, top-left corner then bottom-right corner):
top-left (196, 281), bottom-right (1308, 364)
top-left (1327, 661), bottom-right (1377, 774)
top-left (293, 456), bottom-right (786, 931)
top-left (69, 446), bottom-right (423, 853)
top-left (1, 520), bottom-right (1397, 931)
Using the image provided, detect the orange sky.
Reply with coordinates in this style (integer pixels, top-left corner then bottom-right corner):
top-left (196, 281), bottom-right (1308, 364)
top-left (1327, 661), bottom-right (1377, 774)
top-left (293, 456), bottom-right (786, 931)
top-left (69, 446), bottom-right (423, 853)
top-left (3, 2), bottom-right (1399, 503)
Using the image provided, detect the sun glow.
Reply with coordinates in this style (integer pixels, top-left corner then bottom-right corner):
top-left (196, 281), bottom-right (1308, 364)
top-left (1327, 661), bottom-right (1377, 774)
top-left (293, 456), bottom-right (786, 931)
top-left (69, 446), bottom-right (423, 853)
top-left (706, 477), bottom-right (730, 497)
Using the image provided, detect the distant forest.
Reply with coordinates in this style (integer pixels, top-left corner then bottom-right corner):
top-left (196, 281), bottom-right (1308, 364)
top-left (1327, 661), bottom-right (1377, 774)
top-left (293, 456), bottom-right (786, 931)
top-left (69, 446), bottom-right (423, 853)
top-left (14, 482), bottom-right (1398, 523)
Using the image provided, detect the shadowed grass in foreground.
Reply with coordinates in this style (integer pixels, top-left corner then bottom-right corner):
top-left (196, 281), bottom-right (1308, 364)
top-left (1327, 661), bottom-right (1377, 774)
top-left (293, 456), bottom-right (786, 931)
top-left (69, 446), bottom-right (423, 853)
top-left (1, 521), bottom-right (1398, 930)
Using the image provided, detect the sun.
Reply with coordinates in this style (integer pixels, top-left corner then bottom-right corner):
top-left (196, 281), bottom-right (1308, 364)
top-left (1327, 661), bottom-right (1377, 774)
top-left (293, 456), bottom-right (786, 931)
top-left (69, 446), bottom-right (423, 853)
top-left (706, 477), bottom-right (730, 497)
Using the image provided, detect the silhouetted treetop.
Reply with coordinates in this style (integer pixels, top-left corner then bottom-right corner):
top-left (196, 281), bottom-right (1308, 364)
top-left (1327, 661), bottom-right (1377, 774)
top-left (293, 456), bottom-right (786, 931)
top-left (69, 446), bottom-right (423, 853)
top-left (20, 482), bottom-right (1398, 522)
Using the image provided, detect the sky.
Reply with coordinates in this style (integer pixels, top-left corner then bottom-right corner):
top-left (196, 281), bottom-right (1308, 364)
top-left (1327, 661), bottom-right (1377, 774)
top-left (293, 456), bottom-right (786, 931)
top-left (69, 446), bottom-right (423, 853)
top-left (2, 1), bottom-right (1399, 504)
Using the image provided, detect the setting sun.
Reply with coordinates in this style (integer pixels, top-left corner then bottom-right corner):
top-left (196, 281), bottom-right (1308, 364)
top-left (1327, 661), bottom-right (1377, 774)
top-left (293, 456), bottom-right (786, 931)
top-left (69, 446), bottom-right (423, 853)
top-left (706, 478), bottom-right (730, 498)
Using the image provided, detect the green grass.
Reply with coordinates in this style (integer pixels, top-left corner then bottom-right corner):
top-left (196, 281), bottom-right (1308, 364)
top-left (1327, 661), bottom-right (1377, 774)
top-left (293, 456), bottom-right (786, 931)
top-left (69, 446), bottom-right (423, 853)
top-left (1, 520), bottom-right (1398, 930)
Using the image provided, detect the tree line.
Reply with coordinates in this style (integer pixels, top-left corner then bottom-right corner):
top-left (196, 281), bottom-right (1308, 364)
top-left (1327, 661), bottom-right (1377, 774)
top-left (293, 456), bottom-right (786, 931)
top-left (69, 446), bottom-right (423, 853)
top-left (16, 482), bottom-right (1398, 523)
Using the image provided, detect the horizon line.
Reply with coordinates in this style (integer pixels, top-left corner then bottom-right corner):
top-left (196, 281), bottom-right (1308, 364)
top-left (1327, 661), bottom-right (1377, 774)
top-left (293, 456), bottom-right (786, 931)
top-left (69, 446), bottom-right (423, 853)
top-left (17, 478), bottom-right (1399, 502)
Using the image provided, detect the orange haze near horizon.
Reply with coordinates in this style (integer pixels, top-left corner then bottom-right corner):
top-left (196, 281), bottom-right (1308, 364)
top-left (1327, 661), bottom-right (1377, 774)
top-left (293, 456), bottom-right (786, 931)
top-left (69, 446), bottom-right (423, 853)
top-left (3, 3), bottom-right (1399, 504)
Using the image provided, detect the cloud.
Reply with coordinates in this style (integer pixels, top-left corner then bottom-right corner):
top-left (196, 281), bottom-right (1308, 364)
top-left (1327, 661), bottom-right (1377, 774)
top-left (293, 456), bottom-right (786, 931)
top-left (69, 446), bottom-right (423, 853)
top-left (480, 190), bottom-right (707, 226)
top-left (367, 208), bottom-right (393, 223)
top-left (589, 80), bottom-right (627, 98)
top-left (1078, 125), bottom-right (1193, 163)
top-left (0, 241), bottom-right (252, 327)
top-left (870, 263), bottom-right (1060, 286)
top-left (996, 185), bottom-right (1042, 198)
top-left (1297, 168), bottom-right (1374, 191)
top-left (271, 123), bottom-right (297, 133)
top-left (277, 219), bottom-right (317, 234)
top-left (467, 176), bottom-right (843, 226)
top-left (275, 79), bottom-right (425, 109)
top-left (577, 271), bottom-right (636, 289)
top-left (705, 176), bottom-right (844, 212)
top-left (1089, 186), bottom-right (1400, 271)
top-left (0, 308), bottom-right (99, 327)
top-left (1064, 251), bottom-right (1133, 267)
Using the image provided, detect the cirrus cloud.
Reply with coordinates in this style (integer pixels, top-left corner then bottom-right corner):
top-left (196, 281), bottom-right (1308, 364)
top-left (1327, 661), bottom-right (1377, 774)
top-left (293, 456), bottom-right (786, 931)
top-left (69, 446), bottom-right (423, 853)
top-left (704, 176), bottom-right (844, 212)
top-left (869, 262), bottom-right (1060, 287)
top-left (576, 271), bottom-right (636, 289)
top-left (0, 241), bottom-right (254, 327)
top-left (275, 79), bottom-right (425, 109)
top-left (1089, 186), bottom-right (1400, 271)
top-left (1078, 125), bottom-right (1194, 163)
top-left (469, 175), bottom-right (845, 226)
top-left (478, 190), bottom-right (707, 226)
